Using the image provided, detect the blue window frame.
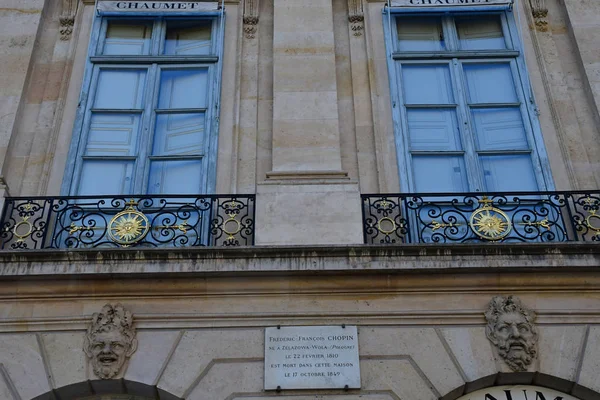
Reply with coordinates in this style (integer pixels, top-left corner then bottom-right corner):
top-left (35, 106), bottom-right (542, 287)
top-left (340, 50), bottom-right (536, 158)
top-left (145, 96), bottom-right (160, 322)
top-left (63, 13), bottom-right (224, 196)
top-left (384, 10), bottom-right (554, 193)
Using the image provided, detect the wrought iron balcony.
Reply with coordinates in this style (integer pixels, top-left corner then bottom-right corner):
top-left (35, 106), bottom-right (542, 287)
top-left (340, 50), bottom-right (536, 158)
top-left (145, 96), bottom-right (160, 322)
top-left (362, 191), bottom-right (600, 244)
top-left (0, 194), bottom-right (255, 249)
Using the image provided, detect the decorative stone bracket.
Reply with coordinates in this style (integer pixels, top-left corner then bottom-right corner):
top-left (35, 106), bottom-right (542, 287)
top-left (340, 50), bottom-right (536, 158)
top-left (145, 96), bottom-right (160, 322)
top-left (243, 0), bottom-right (259, 39)
top-left (485, 295), bottom-right (538, 372)
top-left (348, 0), bottom-right (364, 36)
top-left (530, 0), bottom-right (548, 32)
top-left (59, 0), bottom-right (78, 40)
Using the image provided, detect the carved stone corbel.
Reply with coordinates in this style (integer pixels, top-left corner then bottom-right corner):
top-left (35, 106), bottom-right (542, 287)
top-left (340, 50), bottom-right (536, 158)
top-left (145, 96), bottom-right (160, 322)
top-left (530, 0), bottom-right (548, 32)
top-left (59, 0), bottom-right (78, 40)
top-left (484, 295), bottom-right (538, 372)
top-left (348, 0), bottom-right (364, 37)
top-left (83, 303), bottom-right (137, 379)
top-left (243, 0), bottom-right (259, 39)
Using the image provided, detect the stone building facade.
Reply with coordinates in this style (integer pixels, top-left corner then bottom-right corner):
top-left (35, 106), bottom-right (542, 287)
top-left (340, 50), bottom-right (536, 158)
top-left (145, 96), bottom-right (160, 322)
top-left (0, 0), bottom-right (599, 398)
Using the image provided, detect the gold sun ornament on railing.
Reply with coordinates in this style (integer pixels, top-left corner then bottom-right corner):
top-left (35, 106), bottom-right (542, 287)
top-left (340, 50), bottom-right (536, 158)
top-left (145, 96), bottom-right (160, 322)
top-left (107, 199), bottom-right (150, 246)
top-left (469, 197), bottom-right (512, 241)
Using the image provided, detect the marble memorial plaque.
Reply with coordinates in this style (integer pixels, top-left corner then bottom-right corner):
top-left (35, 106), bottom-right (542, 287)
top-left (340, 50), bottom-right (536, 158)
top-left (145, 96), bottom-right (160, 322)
top-left (264, 325), bottom-right (360, 390)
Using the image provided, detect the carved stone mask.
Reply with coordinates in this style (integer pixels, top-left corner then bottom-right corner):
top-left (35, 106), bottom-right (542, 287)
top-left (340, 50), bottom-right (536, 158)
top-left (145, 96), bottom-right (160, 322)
top-left (84, 303), bottom-right (137, 379)
top-left (485, 295), bottom-right (538, 372)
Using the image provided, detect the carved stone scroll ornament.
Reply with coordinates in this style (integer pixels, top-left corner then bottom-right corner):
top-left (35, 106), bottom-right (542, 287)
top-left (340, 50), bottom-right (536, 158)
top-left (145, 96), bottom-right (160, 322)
top-left (530, 0), bottom-right (548, 32)
top-left (83, 303), bottom-right (138, 379)
top-left (484, 295), bottom-right (538, 372)
top-left (348, 0), bottom-right (364, 36)
top-left (243, 0), bottom-right (259, 39)
top-left (59, 0), bottom-right (78, 40)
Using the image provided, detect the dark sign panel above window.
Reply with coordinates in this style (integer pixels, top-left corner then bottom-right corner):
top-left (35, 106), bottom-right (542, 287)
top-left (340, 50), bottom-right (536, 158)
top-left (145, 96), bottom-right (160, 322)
top-left (390, 0), bottom-right (512, 8)
top-left (97, 0), bottom-right (220, 13)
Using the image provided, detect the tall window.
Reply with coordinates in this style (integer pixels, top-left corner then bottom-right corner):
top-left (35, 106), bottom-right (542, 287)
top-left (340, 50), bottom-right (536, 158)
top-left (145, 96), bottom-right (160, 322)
top-left (65, 15), bottom-right (222, 195)
top-left (386, 11), bottom-right (553, 193)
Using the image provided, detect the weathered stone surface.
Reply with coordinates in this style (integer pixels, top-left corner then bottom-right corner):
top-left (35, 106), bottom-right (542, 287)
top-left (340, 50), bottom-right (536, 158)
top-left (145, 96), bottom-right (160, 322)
top-left (577, 327), bottom-right (600, 393)
top-left (440, 327), bottom-right (496, 381)
top-left (42, 332), bottom-right (86, 388)
top-left (538, 325), bottom-right (586, 381)
top-left (0, 334), bottom-right (50, 399)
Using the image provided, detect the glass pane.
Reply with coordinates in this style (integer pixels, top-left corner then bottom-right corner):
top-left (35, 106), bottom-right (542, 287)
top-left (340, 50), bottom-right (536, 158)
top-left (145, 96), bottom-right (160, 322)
top-left (152, 113), bottom-right (205, 156)
top-left (412, 155), bottom-right (468, 192)
top-left (103, 21), bottom-right (152, 55)
top-left (472, 108), bottom-right (528, 151)
top-left (396, 16), bottom-right (445, 51)
top-left (480, 155), bottom-right (538, 192)
top-left (94, 69), bottom-right (147, 109)
top-left (85, 113), bottom-right (140, 156)
top-left (164, 20), bottom-right (212, 55)
top-left (148, 160), bottom-right (203, 194)
top-left (402, 65), bottom-right (454, 104)
top-left (463, 63), bottom-right (518, 104)
top-left (456, 15), bottom-right (505, 50)
top-left (78, 161), bottom-right (133, 195)
top-left (407, 109), bottom-right (461, 151)
top-left (158, 69), bottom-right (208, 109)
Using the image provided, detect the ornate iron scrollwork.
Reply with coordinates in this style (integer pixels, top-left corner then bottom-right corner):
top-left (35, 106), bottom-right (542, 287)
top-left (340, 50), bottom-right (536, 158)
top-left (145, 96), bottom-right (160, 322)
top-left (0, 195), bottom-right (255, 249)
top-left (362, 191), bottom-right (600, 244)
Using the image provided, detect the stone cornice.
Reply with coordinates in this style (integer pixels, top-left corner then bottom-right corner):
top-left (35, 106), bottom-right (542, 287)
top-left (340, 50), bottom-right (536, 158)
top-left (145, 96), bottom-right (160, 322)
top-left (0, 243), bottom-right (598, 278)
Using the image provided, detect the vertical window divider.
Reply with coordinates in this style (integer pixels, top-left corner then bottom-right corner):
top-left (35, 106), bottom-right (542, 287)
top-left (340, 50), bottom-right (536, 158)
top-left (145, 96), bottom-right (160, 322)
top-left (137, 63), bottom-right (159, 194)
top-left (152, 18), bottom-right (164, 56)
top-left (71, 65), bottom-right (104, 195)
top-left (499, 12), bottom-right (513, 49)
top-left (205, 15), bottom-right (225, 195)
top-left (442, 16), bottom-right (457, 51)
top-left (383, 13), bottom-right (412, 192)
top-left (452, 58), bottom-right (482, 192)
top-left (62, 16), bottom-right (104, 195)
top-left (396, 62), bottom-right (414, 191)
top-left (97, 18), bottom-right (109, 55)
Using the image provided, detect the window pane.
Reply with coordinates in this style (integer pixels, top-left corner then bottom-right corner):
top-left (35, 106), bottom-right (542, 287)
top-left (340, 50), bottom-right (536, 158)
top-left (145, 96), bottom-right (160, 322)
top-left (402, 65), bottom-right (454, 104)
top-left (95, 69), bottom-right (147, 109)
top-left (152, 113), bottom-right (205, 156)
top-left (78, 161), bottom-right (133, 195)
top-left (472, 108), bottom-right (528, 151)
top-left (463, 63), bottom-right (518, 104)
top-left (407, 109), bottom-right (461, 151)
top-left (412, 155), bottom-right (468, 192)
top-left (148, 160), bottom-right (202, 194)
top-left (158, 69), bottom-right (208, 109)
top-left (480, 155), bottom-right (538, 192)
top-left (103, 21), bottom-right (152, 55)
top-left (397, 17), bottom-right (445, 51)
top-left (456, 15), bottom-right (505, 50)
top-left (85, 113), bottom-right (140, 156)
top-left (164, 20), bottom-right (212, 55)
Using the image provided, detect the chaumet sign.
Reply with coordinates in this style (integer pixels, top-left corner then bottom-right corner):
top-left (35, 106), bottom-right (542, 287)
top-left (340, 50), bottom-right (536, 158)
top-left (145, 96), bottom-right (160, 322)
top-left (97, 0), bottom-right (219, 12)
top-left (457, 386), bottom-right (580, 400)
top-left (390, 0), bottom-right (512, 7)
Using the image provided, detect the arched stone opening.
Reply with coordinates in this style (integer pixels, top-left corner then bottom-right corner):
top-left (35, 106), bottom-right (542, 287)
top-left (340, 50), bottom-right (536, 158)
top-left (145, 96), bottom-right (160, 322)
top-left (30, 379), bottom-right (182, 400)
top-left (440, 372), bottom-right (600, 400)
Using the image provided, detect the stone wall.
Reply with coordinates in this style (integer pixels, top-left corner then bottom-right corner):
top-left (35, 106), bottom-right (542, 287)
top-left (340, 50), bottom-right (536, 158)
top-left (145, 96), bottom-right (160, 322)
top-left (0, 245), bottom-right (600, 399)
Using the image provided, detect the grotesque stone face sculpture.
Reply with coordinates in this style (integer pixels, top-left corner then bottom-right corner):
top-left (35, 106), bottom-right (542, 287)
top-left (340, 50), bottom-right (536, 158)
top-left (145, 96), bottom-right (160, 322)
top-left (485, 295), bottom-right (538, 372)
top-left (84, 303), bottom-right (137, 379)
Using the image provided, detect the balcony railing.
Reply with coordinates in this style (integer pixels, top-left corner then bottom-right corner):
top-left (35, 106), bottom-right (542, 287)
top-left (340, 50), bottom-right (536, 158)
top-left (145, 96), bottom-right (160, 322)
top-left (0, 194), bottom-right (255, 250)
top-left (362, 191), bottom-right (600, 244)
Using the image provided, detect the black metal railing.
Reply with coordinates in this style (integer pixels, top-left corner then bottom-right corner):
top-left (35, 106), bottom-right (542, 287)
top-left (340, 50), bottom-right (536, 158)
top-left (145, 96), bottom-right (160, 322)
top-left (0, 194), bottom-right (255, 249)
top-left (362, 191), bottom-right (600, 244)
